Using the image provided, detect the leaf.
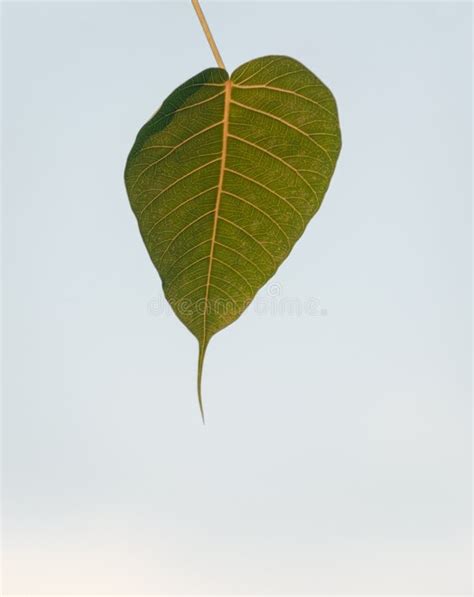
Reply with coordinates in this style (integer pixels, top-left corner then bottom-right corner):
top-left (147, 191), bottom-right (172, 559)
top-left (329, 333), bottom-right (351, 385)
top-left (125, 55), bottom-right (341, 418)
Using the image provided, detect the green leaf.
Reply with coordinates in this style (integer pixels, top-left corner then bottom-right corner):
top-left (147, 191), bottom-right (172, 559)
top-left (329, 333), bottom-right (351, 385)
top-left (125, 55), bottom-right (341, 418)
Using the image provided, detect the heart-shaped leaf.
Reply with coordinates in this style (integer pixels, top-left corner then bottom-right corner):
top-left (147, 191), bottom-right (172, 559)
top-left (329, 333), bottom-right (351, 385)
top-left (125, 55), bottom-right (341, 417)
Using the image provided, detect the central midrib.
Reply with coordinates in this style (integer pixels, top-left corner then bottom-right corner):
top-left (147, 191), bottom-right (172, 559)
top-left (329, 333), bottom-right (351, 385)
top-left (201, 78), bottom-right (232, 345)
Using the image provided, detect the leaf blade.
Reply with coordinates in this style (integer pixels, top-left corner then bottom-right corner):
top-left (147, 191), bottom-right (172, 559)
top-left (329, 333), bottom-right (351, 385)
top-left (125, 56), bottom-right (342, 415)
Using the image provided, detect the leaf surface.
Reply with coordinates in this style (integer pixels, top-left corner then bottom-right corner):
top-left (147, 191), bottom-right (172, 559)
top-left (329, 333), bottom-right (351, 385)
top-left (125, 55), bottom-right (341, 417)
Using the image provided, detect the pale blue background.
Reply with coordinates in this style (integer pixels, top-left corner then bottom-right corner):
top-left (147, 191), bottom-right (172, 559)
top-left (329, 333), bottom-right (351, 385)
top-left (2, 1), bottom-right (472, 594)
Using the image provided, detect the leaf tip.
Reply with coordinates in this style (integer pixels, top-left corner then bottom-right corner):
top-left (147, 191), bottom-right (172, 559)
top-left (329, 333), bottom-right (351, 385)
top-left (197, 341), bottom-right (208, 424)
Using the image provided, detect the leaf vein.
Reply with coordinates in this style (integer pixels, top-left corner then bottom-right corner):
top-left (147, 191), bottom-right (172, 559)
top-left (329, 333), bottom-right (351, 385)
top-left (131, 121), bottom-right (223, 189)
top-left (140, 159), bottom-right (220, 216)
top-left (224, 167), bottom-right (306, 226)
top-left (217, 215), bottom-right (277, 266)
top-left (146, 185), bottom-right (218, 236)
top-left (157, 209), bottom-right (214, 266)
top-left (230, 99), bottom-right (335, 166)
top-left (233, 84), bottom-right (336, 118)
top-left (222, 190), bottom-right (291, 249)
top-left (228, 133), bottom-right (319, 203)
top-left (215, 241), bottom-right (267, 278)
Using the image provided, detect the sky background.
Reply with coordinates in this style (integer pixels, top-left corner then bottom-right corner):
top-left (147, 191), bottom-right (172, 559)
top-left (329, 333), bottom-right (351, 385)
top-left (2, 1), bottom-right (472, 594)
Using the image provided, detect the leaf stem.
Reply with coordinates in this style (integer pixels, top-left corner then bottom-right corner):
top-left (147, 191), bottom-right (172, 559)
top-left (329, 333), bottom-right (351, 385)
top-left (191, 0), bottom-right (226, 70)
